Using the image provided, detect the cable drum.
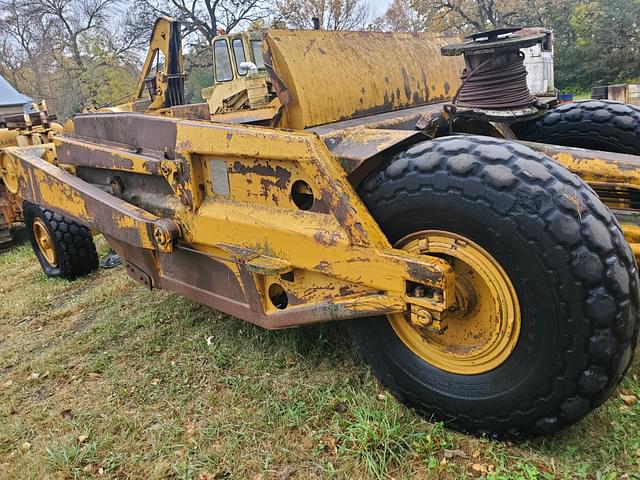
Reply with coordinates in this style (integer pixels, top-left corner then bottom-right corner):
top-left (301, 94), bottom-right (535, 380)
top-left (453, 53), bottom-right (537, 109)
top-left (442, 28), bottom-right (545, 113)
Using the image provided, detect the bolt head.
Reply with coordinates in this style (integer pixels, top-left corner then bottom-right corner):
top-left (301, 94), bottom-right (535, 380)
top-left (414, 309), bottom-right (433, 327)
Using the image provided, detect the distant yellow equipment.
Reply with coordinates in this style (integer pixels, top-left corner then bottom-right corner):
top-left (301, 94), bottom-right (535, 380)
top-left (0, 103), bottom-right (60, 246)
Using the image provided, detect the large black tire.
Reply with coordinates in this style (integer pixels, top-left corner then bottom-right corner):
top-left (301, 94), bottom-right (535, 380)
top-left (350, 135), bottom-right (639, 439)
top-left (23, 202), bottom-right (98, 279)
top-left (513, 100), bottom-right (640, 154)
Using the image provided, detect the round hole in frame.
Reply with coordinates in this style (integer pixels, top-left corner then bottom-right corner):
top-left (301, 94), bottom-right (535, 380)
top-left (291, 180), bottom-right (314, 210)
top-left (268, 283), bottom-right (288, 309)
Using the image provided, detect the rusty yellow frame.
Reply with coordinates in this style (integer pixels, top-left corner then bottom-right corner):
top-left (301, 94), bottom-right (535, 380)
top-left (2, 113), bottom-right (455, 328)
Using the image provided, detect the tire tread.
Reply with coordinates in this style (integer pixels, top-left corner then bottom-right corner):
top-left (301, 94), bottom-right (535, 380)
top-left (353, 135), bottom-right (639, 439)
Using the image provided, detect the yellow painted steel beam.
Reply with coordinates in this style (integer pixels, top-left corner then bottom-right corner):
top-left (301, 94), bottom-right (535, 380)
top-left (523, 141), bottom-right (640, 186)
top-left (2, 144), bottom-right (173, 252)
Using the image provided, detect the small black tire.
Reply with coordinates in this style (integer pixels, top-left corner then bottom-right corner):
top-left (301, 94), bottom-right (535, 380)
top-left (513, 100), bottom-right (640, 154)
top-left (23, 202), bottom-right (98, 279)
top-left (351, 135), bottom-right (639, 439)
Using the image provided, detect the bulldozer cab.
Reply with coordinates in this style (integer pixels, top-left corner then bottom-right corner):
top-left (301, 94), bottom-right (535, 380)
top-left (202, 31), bottom-right (275, 114)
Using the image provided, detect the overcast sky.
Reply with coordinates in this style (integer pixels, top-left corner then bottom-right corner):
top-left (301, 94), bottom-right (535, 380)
top-left (371, 0), bottom-right (393, 16)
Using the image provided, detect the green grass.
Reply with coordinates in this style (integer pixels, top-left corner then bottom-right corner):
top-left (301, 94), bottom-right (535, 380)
top-left (1, 236), bottom-right (639, 479)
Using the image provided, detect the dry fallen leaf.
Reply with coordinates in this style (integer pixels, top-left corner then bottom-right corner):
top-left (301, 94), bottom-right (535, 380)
top-left (443, 448), bottom-right (468, 459)
top-left (471, 464), bottom-right (488, 474)
top-left (322, 435), bottom-right (338, 456)
top-left (471, 449), bottom-right (480, 459)
top-left (620, 393), bottom-right (638, 406)
top-left (60, 409), bottom-right (74, 420)
top-left (279, 465), bottom-right (294, 480)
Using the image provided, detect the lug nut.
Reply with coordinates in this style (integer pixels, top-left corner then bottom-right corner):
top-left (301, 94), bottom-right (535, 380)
top-left (414, 309), bottom-right (433, 327)
top-left (153, 225), bottom-right (169, 245)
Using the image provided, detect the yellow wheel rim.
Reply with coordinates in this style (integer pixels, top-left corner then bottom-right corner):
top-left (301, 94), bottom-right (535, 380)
top-left (389, 230), bottom-right (521, 375)
top-left (32, 217), bottom-right (57, 267)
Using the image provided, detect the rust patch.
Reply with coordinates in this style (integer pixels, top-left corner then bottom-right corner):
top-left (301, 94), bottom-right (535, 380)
top-left (232, 161), bottom-right (291, 190)
top-left (401, 68), bottom-right (412, 101)
top-left (314, 229), bottom-right (341, 247)
top-left (339, 286), bottom-right (356, 296)
top-left (304, 39), bottom-right (316, 56)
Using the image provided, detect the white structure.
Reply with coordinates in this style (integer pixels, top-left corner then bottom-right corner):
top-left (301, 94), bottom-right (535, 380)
top-left (520, 28), bottom-right (555, 97)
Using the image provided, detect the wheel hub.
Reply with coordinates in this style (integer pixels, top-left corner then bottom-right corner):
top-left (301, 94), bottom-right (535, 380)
top-left (390, 230), bottom-right (521, 374)
top-left (32, 217), bottom-right (57, 267)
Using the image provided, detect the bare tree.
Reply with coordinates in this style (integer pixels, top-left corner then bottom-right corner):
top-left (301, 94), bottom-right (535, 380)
top-left (411, 0), bottom-right (526, 33)
top-left (135, 0), bottom-right (272, 43)
top-left (0, 0), bottom-right (146, 118)
top-left (275, 0), bottom-right (372, 30)
top-left (0, 0), bottom-right (58, 100)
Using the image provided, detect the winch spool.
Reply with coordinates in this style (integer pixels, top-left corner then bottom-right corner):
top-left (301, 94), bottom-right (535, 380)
top-left (441, 28), bottom-right (545, 118)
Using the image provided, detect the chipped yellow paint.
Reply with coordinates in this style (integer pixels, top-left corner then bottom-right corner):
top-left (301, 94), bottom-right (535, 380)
top-left (0, 129), bottom-right (19, 149)
top-left (178, 196), bottom-right (451, 301)
top-left (113, 212), bottom-right (139, 229)
top-left (224, 157), bottom-right (315, 209)
top-left (0, 122), bottom-right (60, 227)
top-left (8, 133), bottom-right (453, 322)
top-left (54, 137), bottom-right (161, 175)
top-left (551, 151), bottom-right (640, 185)
top-left (264, 30), bottom-right (463, 129)
top-left (32, 167), bottom-right (91, 221)
top-left (8, 24), bottom-right (640, 330)
top-left (4, 144), bottom-right (158, 251)
top-left (261, 269), bottom-right (372, 311)
top-left (621, 223), bottom-right (640, 242)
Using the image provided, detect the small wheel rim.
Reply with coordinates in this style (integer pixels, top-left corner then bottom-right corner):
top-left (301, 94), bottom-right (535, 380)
top-left (32, 217), bottom-right (57, 267)
top-left (389, 230), bottom-right (521, 375)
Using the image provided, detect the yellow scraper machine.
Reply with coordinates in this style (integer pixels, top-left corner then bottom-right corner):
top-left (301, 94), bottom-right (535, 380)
top-left (0, 103), bottom-right (60, 246)
top-left (2, 20), bottom-right (639, 439)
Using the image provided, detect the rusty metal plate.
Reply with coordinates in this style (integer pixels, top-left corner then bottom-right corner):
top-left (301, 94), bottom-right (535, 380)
top-left (264, 29), bottom-right (463, 129)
